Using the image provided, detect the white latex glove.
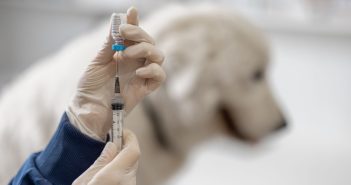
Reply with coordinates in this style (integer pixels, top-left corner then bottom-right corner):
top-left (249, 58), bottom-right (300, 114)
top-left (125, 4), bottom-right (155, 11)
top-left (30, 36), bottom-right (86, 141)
top-left (66, 7), bottom-right (166, 141)
top-left (73, 129), bottom-right (140, 185)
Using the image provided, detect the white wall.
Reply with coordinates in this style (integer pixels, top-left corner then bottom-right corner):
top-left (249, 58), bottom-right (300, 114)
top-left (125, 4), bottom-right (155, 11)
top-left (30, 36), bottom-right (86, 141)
top-left (0, 3), bottom-right (98, 88)
top-left (0, 0), bottom-right (169, 89)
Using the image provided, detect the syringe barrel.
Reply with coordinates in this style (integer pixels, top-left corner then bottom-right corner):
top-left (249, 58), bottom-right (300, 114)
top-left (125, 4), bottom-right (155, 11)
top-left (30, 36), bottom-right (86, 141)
top-left (111, 92), bottom-right (124, 151)
top-left (112, 109), bottom-right (124, 152)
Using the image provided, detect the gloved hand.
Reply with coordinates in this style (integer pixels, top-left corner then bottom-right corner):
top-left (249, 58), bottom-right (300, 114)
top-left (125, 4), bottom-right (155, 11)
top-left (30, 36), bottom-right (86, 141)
top-left (66, 7), bottom-right (166, 141)
top-left (73, 130), bottom-right (140, 185)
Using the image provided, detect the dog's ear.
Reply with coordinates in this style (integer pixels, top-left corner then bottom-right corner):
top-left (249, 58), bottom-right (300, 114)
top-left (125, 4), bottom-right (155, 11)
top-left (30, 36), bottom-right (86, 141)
top-left (165, 62), bottom-right (201, 102)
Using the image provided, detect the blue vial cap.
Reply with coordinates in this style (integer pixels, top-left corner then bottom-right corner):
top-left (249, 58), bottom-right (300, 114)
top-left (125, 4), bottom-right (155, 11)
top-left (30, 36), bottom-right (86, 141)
top-left (112, 44), bottom-right (126, 51)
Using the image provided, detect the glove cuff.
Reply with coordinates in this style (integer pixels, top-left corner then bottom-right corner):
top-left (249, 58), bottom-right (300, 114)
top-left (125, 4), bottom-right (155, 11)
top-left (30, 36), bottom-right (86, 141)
top-left (66, 105), bottom-right (106, 142)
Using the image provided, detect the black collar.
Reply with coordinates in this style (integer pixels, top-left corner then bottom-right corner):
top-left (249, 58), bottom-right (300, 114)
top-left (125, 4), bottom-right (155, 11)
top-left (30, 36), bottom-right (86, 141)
top-left (142, 98), bottom-right (171, 150)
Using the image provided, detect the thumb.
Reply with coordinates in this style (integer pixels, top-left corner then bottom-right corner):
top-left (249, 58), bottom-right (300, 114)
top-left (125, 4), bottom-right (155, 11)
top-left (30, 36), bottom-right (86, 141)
top-left (102, 130), bottom-right (140, 171)
top-left (73, 142), bottom-right (117, 185)
top-left (77, 15), bottom-right (117, 91)
top-left (93, 15), bottom-right (116, 64)
top-left (92, 142), bottom-right (118, 168)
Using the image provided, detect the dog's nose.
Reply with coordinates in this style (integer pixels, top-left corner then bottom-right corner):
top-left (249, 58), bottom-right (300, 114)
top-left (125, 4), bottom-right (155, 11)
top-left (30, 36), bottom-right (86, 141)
top-left (273, 118), bottom-right (288, 132)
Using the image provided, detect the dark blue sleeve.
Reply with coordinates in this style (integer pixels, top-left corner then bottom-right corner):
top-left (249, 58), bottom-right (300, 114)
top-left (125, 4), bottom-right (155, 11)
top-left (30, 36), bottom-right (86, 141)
top-left (9, 113), bottom-right (106, 185)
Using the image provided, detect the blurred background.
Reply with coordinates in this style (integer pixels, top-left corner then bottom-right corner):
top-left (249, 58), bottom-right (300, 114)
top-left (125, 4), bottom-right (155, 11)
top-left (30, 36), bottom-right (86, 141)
top-left (0, 0), bottom-right (351, 184)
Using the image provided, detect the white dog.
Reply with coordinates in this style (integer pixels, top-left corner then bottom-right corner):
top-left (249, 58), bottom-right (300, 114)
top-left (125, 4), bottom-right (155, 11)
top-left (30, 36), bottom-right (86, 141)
top-left (0, 4), bottom-right (286, 185)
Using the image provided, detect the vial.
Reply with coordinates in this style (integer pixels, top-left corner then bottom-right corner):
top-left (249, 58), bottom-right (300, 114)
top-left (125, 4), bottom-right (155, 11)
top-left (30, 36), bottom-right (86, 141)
top-left (111, 13), bottom-right (127, 51)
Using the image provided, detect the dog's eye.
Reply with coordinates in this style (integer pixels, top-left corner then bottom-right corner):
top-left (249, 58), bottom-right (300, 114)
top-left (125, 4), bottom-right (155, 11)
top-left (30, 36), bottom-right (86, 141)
top-left (253, 70), bottom-right (264, 81)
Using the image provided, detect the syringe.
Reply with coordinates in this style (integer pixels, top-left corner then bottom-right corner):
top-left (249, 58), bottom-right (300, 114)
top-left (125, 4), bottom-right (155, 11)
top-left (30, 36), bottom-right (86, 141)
top-left (111, 80), bottom-right (124, 152)
top-left (111, 13), bottom-right (127, 152)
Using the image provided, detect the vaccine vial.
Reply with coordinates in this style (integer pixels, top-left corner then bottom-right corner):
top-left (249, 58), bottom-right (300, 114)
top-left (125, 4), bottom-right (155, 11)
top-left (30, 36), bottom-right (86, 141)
top-left (111, 13), bottom-right (127, 51)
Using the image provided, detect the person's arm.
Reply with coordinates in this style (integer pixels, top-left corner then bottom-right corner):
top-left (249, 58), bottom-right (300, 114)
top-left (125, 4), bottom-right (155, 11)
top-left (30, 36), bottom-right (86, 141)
top-left (9, 113), bottom-right (105, 185)
top-left (10, 6), bottom-right (164, 185)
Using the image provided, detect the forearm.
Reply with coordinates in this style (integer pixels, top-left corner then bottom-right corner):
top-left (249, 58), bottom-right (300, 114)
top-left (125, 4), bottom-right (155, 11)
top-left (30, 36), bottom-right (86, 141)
top-left (10, 113), bottom-right (106, 185)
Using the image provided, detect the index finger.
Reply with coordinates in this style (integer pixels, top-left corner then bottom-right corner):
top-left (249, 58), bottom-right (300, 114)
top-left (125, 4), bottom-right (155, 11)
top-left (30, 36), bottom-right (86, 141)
top-left (125, 7), bottom-right (139, 46)
top-left (127, 7), bottom-right (139, 26)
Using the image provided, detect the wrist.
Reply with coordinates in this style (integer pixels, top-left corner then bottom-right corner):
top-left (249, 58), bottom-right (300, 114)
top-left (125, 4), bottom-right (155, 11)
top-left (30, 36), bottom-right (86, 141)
top-left (66, 106), bottom-right (106, 142)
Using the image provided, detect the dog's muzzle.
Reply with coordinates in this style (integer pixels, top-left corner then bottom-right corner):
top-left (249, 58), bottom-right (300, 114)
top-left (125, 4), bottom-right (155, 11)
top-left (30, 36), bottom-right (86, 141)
top-left (218, 105), bottom-right (287, 142)
top-left (218, 105), bottom-right (248, 140)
